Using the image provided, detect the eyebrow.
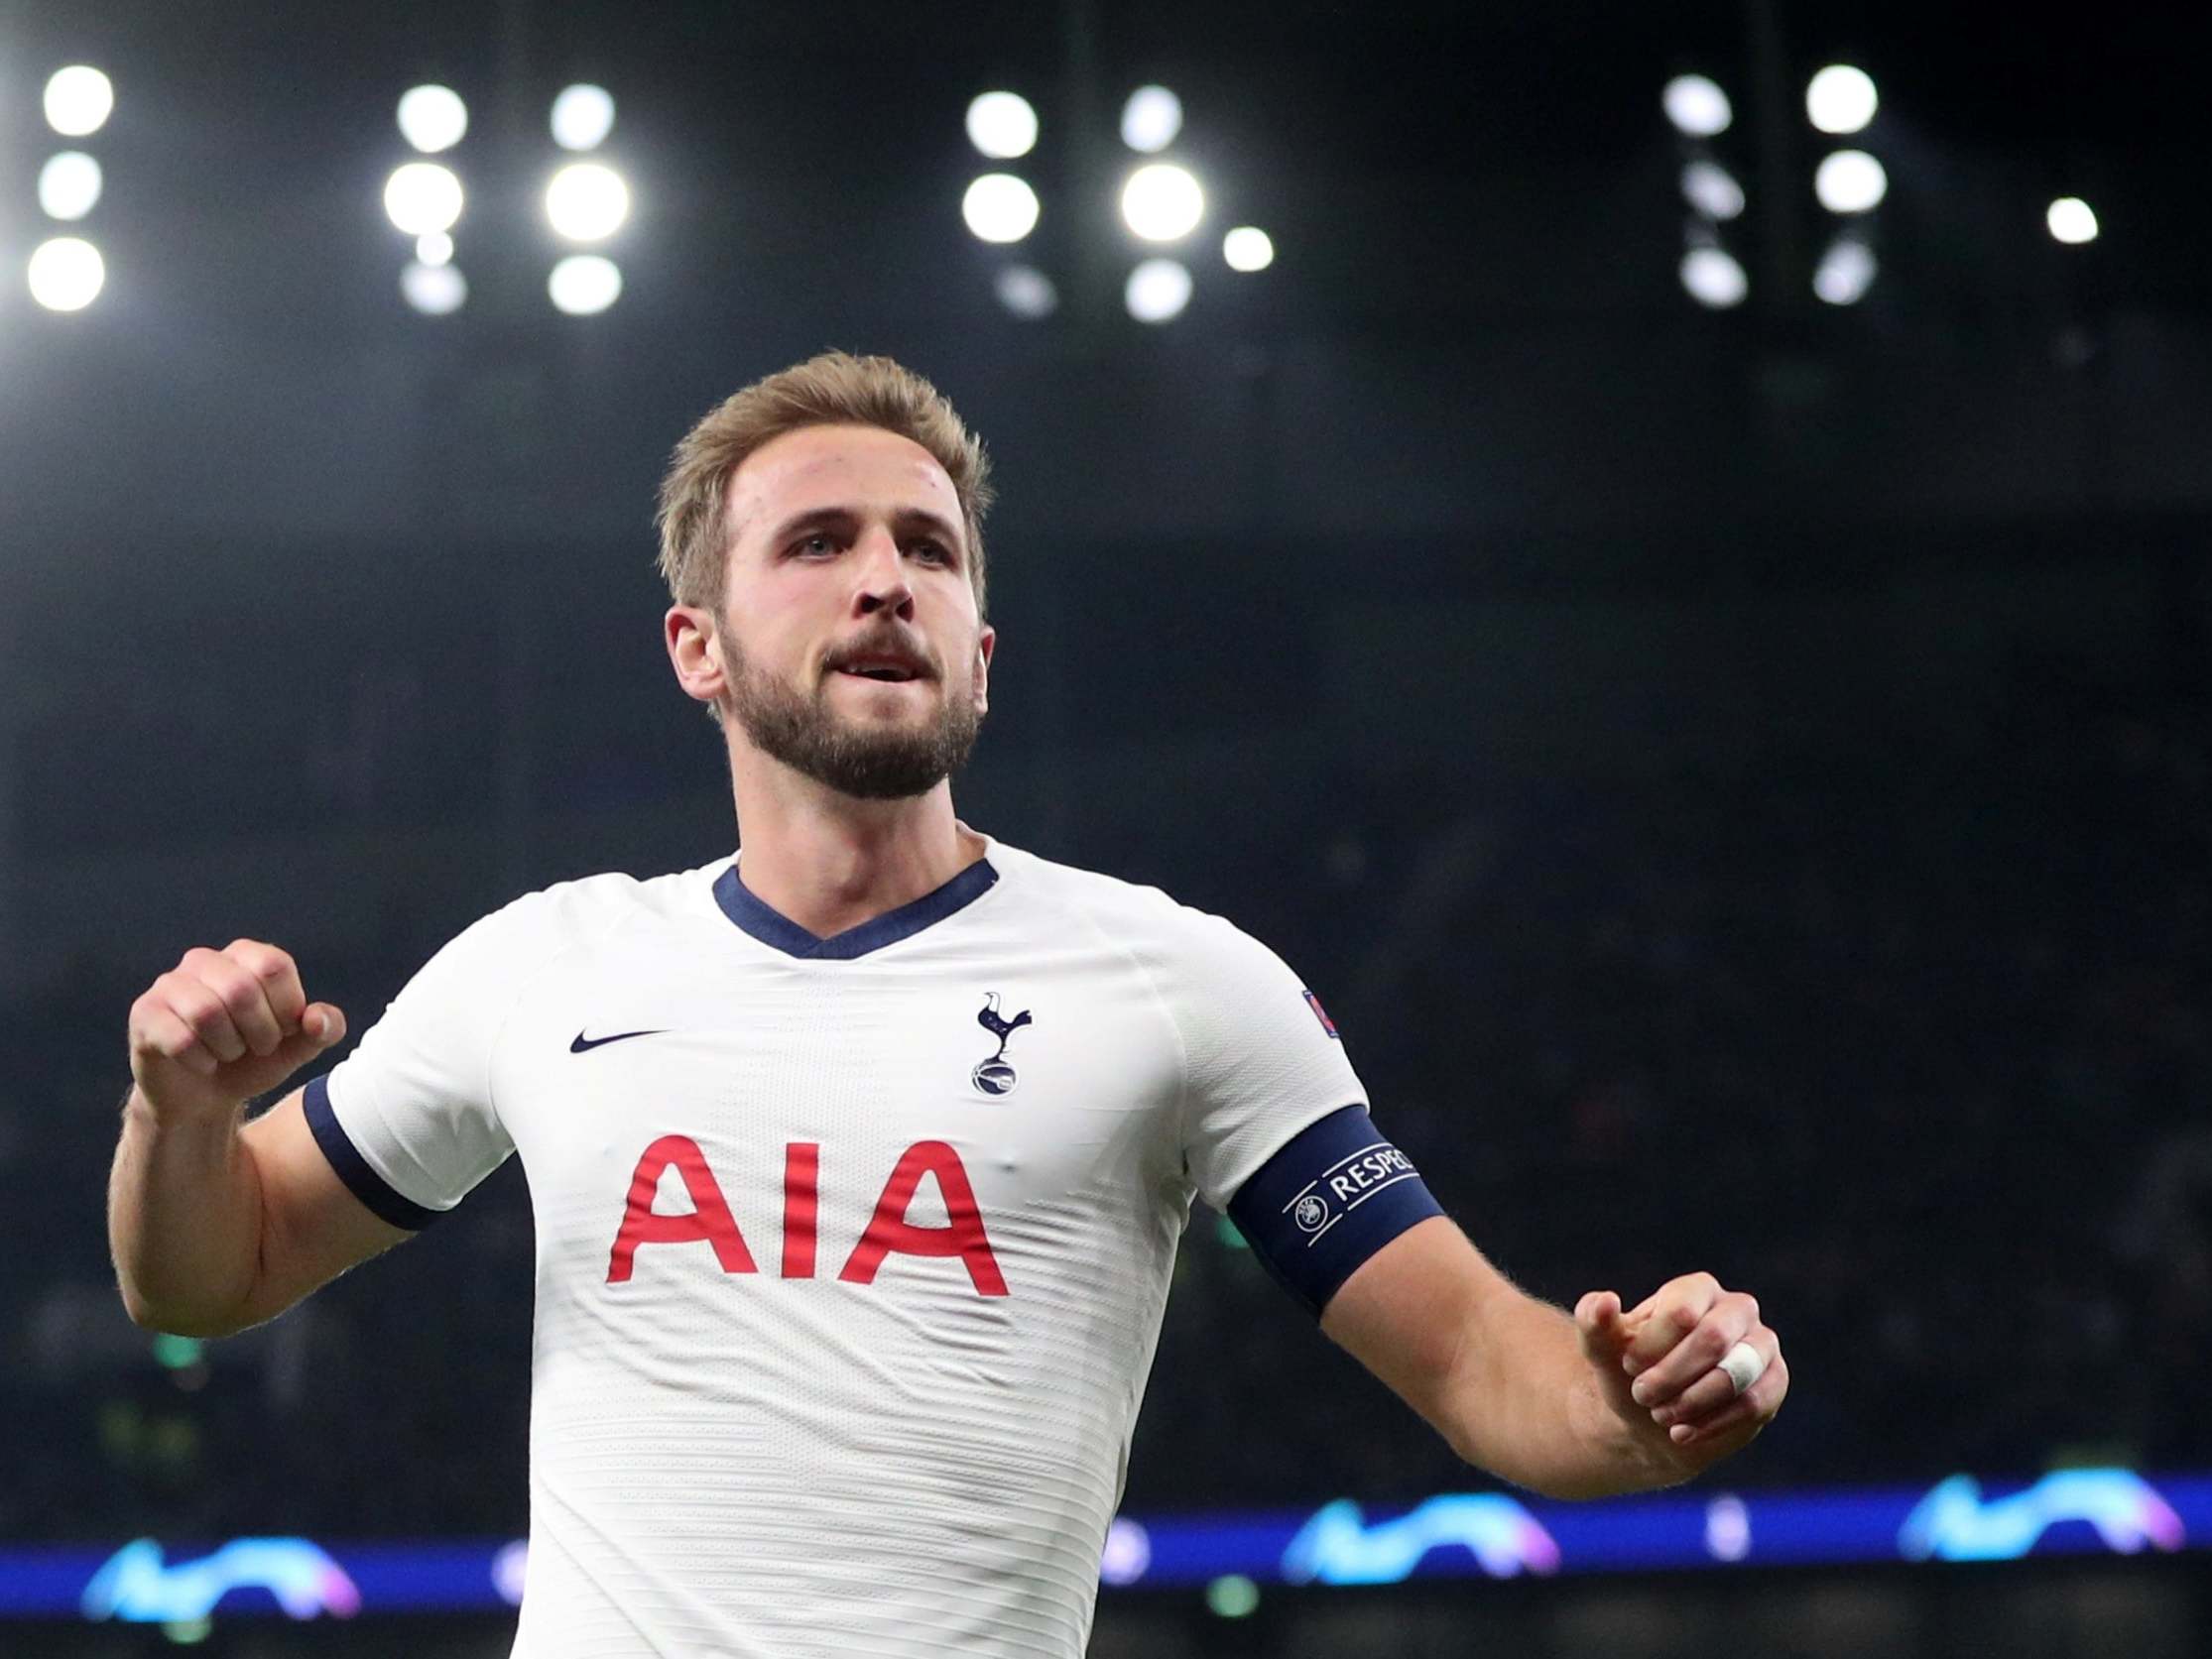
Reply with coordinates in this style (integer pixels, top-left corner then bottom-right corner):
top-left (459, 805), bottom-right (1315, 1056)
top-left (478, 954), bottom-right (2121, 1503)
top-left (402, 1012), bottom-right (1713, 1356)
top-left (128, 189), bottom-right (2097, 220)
top-left (764, 505), bottom-right (965, 561)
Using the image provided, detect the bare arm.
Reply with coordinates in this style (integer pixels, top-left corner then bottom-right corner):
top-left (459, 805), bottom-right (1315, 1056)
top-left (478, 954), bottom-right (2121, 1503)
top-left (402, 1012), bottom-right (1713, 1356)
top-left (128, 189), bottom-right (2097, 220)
top-left (108, 941), bottom-right (412, 1338)
top-left (1319, 1217), bottom-right (1786, 1499)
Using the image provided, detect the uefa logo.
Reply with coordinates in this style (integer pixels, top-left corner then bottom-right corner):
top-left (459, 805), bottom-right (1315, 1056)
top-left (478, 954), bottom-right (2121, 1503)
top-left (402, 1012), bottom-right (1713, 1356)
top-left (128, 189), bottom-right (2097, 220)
top-left (1292, 1194), bottom-right (1329, 1234)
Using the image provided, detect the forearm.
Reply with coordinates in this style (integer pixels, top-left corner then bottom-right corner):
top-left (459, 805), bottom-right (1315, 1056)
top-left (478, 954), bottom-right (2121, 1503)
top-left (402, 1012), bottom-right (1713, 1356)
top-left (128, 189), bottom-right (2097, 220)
top-left (107, 1086), bottom-right (263, 1337)
top-left (1448, 1291), bottom-right (1680, 1501)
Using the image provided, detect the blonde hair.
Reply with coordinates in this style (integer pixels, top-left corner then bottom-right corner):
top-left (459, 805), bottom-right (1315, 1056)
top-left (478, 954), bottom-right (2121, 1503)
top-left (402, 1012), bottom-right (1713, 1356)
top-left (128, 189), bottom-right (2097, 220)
top-left (655, 350), bottom-right (996, 623)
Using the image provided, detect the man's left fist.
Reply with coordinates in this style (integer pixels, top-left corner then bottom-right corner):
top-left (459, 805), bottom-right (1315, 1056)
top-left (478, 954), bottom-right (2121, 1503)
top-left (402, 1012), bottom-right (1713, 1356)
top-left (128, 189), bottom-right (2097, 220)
top-left (1576, 1271), bottom-right (1786, 1459)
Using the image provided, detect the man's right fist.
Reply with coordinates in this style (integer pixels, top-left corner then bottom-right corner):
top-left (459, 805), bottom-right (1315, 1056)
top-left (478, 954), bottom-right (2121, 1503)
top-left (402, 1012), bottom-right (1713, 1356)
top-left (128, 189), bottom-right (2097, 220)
top-left (127, 940), bottom-right (347, 1120)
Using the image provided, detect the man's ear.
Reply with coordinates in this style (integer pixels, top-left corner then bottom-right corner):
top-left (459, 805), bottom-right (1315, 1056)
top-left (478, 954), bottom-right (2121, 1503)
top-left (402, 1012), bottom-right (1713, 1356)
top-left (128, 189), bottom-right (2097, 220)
top-left (973, 624), bottom-right (996, 715)
top-left (666, 606), bottom-right (726, 706)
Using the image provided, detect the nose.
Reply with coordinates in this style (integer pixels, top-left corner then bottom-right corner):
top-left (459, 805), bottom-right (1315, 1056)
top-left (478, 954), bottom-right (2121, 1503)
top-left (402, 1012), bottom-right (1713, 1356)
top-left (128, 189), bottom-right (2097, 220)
top-left (851, 526), bottom-right (915, 619)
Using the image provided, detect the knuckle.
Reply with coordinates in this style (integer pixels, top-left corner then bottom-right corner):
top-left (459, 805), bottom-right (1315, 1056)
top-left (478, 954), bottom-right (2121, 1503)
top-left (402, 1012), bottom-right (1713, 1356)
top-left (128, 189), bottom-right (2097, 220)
top-left (243, 945), bottom-right (293, 982)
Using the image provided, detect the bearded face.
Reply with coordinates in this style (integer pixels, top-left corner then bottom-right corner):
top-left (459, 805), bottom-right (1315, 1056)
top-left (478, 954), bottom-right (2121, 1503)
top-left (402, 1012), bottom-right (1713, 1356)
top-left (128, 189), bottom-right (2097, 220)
top-left (717, 621), bottom-right (984, 801)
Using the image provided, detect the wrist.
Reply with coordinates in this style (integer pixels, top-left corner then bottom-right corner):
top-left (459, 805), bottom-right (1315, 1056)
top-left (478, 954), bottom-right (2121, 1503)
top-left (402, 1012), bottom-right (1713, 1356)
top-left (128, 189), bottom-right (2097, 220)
top-left (1564, 1368), bottom-right (1689, 1497)
top-left (123, 1079), bottom-right (247, 1132)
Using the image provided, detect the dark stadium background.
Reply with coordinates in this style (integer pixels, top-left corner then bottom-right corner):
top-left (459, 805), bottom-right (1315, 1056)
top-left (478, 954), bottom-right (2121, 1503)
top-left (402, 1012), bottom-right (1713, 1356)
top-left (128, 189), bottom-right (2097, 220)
top-left (3, 1), bottom-right (2208, 1653)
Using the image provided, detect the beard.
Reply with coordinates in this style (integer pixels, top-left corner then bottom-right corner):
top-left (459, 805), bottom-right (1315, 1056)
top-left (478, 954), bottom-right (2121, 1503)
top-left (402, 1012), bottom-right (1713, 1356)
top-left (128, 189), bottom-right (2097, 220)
top-left (719, 631), bottom-right (984, 801)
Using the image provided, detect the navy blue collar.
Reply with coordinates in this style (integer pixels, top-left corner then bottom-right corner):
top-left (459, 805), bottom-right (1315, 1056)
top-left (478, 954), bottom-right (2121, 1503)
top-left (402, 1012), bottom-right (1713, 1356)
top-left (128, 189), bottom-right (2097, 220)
top-left (713, 855), bottom-right (999, 960)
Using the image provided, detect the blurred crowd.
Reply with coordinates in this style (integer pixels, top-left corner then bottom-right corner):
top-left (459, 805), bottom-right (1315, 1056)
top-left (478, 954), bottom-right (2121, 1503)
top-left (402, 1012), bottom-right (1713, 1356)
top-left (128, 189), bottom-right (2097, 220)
top-left (3, 657), bottom-right (2205, 1542)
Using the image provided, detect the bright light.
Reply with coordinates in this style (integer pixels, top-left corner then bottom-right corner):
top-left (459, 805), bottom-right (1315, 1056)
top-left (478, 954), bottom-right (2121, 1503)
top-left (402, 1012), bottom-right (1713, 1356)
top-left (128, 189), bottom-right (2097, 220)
top-left (1813, 237), bottom-right (1877, 304)
top-left (1814, 150), bottom-right (1887, 213)
top-left (1679, 246), bottom-right (1748, 308)
top-left (45, 66), bottom-right (114, 137)
top-left (549, 254), bottom-right (622, 314)
top-left (551, 84), bottom-right (616, 151)
top-left (1662, 74), bottom-right (1731, 137)
top-left (961, 174), bottom-right (1041, 243)
top-left (1121, 163), bottom-right (1203, 241)
top-left (1125, 258), bottom-right (1192, 322)
top-left (994, 265), bottom-right (1058, 319)
top-left (1806, 65), bottom-right (1878, 135)
top-left (416, 232), bottom-right (454, 267)
top-left (2048, 196), bottom-right (2098, 245)
top-left (965, 91), bottom-right (1038, 160)
top-left (28, 237), bottom-right (105, 310)
top-left (396, 85), bottom-right (468, 154)
top-left (1121, 85), bottom-right (1183, 153)
top-left (39, 152), bottom-right (103, 220)
top-left (401, 261), bottom-right (467, 315)
top-left (1223, 226), bottom-right (1274, 271)
top-left (1114, 85), bottom-right (1185, 152)
top-left (384, 163), bottom-right (464, 235)
top-left (546, 162), bottom-right (630, 241)
top-left (1680, 160), bottom-right (1745, 221)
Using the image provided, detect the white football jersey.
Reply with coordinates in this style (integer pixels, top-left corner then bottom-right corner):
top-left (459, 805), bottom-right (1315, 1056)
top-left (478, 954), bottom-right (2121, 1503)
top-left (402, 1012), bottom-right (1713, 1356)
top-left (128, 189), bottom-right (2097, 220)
top-left (308, 833), bottom-right (1368, 1658)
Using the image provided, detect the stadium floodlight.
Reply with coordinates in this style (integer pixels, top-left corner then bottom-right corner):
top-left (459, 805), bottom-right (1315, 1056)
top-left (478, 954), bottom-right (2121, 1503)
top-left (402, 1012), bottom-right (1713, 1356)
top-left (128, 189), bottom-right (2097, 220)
top-left (1121, 163), bottom-right (1203, 241)
top-left (965, 92), bottom-right (1038, 161)
top-left (38, 152), bottom-right (103, 220)
top-left (1806, 65), bottom-right (1878, 135)
top-left (1813, 236), bottom-right (1877, 304)
top-left (45, 65), bottom-right (114, 137)
top-left (1661, 74), bottom-right (1731, 137)
top-left (994, 264), bottom-right (1058, 319)
top-left (401, 260), bottom-right (467, 315)
top-left (1680, 160), bottom-right (1745, 221)
top-left (1679, 246), bottom-right (1748, 308)
top-left (385, 163), bottom-right (464, 235)
top-left (1125, 258), bottom-right (1192, 322)
top-left (28, 236), bottom-right (105, 310)
top-left (397, 85), bottom-right (468, 154)
top-left (1222, 226), bottom-right (1274, 271)
top-left (1121, 85), bottom-right (1183, 153)
top-left (549, 254), bottom-right (622, 314)
top-left (2047, 197), bottom-right (2098, 245)
top-left (1814, 150), bottom-right (1887, 213)
top-left (416, 232), bottom-right (454, 267)
top-left (552, 84), bottom-right (616, 152)
top-left (546, 162), bottom-right (630, 241)
top-left (961, 174), bottom-right (1040, 243)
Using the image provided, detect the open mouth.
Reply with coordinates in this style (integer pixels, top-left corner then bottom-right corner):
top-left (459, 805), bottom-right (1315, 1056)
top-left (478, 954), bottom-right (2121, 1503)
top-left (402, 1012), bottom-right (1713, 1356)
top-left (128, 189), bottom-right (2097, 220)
top-left (836, 665), bottom-right (922, 683)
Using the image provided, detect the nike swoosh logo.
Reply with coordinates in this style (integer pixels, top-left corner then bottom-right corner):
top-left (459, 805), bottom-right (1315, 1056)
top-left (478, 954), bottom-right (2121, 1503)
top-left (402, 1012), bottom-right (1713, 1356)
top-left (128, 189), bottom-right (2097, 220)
top-left (569, 1028), bottom-right (667, 1053)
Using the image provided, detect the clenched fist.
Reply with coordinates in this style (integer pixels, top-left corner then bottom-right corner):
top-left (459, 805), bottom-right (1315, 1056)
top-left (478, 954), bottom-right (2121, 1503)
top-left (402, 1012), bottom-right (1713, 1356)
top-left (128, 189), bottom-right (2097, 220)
top-left (128, 940), bottom-right (347, 1121)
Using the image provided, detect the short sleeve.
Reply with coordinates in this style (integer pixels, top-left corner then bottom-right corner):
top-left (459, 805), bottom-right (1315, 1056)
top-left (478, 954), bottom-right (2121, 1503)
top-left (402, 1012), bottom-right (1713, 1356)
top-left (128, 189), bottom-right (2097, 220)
top-left (307, 897), bottom-right (544, 1226)
top-left (1168, 911), bottom-right (1369, 1212)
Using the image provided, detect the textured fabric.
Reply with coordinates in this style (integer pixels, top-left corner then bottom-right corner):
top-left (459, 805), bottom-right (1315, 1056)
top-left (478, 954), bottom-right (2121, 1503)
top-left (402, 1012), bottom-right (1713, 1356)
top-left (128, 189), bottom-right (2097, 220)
top-left (314, 834), bottom-right (1370, 1658)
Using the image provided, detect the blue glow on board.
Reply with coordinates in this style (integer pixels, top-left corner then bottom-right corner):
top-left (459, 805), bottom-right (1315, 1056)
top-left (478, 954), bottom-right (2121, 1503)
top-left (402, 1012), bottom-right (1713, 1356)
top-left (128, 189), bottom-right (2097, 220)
top-left (0, 1467), bottom-right (2197, 1621)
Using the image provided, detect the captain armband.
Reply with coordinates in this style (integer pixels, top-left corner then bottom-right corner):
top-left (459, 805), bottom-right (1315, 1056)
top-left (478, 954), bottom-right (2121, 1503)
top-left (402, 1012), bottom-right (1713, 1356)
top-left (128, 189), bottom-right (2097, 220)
top-left (1226, 1105), bottom-right (1445, 1318)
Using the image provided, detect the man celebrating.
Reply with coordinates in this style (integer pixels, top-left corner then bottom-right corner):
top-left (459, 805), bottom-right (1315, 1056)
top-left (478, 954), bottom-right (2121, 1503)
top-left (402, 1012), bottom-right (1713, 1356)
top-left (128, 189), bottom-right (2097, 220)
top-left (109, 352), bottom-right (1786, 1656)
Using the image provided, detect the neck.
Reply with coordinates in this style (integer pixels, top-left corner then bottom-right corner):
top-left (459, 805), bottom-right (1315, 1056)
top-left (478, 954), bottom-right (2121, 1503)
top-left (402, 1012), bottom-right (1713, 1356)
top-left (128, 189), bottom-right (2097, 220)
top-left (726, 753), bottom-right (984, 940)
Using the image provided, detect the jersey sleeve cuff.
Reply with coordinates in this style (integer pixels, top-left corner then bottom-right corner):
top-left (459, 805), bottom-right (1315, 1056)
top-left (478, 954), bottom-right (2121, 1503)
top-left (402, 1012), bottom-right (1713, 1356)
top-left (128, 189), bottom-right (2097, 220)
top-left (304, 1074), bottom-right (443, 1232)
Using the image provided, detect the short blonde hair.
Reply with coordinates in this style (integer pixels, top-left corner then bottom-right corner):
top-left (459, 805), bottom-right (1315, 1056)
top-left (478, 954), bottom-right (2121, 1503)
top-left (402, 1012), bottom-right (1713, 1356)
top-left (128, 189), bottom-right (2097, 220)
top-left (655, 350), bottom-right (996, 622)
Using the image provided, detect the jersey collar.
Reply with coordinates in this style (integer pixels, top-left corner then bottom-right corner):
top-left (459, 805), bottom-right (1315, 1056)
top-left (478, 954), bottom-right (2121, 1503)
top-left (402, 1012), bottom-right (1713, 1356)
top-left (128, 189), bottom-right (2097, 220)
top-left (712, 854), bottom-right (999, 960)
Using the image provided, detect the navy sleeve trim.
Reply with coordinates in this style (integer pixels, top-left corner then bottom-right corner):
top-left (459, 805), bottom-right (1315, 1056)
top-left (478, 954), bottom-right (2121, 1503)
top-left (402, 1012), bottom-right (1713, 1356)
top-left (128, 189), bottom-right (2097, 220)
top-left (1227, 1105), bottom-right (1445, 1318)
top-left (303, 1074), bottom-right (442, 1232)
